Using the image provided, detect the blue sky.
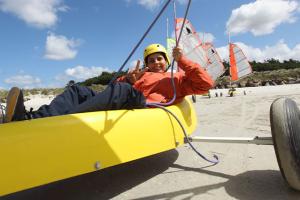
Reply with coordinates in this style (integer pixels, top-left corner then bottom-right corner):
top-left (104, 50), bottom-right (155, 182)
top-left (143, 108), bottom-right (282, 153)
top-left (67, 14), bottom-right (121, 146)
top-left (0, 0), bottom-right (300, 89)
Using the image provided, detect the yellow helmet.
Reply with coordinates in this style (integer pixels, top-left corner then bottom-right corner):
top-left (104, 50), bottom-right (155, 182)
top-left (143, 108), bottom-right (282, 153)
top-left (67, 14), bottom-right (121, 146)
top-left (143, 43), bottom-right (170, 65)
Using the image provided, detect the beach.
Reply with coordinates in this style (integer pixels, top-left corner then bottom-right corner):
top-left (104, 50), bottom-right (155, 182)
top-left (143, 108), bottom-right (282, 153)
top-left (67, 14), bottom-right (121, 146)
top-left (109, 84), bottom-right (300, 200)
top-left (4, 84), bottom-right (300, 200)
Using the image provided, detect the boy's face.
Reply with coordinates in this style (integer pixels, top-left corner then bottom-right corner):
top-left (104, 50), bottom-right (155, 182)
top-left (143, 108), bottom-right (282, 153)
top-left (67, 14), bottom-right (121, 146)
top-left (146, 53), bottom-right (167, 72)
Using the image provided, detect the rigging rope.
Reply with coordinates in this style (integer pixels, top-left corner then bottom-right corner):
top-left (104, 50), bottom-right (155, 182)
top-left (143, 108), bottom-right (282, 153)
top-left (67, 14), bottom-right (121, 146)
top-left (144, 0), bottom-right (219, 164)
top-left (109, 0), bottom-right (173, 85)
top-left (153, 104), bottom-right (219, 164)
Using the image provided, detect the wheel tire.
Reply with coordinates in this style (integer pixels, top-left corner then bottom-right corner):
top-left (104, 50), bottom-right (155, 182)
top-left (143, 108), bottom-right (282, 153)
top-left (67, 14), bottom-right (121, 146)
top-left (270, 97), bottom-right (300, 191)
top-left (192, 95), bottom-right (196, 103)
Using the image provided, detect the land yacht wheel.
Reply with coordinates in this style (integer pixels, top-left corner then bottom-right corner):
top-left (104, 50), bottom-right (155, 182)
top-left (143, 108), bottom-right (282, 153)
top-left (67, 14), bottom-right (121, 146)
top-left (270, 97), bottom-right (300, 190)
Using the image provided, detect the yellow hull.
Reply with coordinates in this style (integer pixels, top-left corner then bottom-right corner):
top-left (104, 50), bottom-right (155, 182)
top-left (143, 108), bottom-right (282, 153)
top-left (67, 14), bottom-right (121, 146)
top-left (0, 97), bottom-right (197, 196)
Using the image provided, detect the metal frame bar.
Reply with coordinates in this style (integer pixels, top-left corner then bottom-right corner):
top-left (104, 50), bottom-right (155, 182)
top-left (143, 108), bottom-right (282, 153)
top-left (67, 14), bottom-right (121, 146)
top-left (186, 136), bottom-right (273, 145)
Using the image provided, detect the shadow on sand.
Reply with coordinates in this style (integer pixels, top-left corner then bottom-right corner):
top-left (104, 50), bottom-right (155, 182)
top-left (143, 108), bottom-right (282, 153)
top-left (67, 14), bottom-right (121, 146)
top-left (131, 164), bottom-right (300, 200)
top-left (4, 151), bottom-right (300, 200)
top-left (3, 150), bottom-right (179, 200)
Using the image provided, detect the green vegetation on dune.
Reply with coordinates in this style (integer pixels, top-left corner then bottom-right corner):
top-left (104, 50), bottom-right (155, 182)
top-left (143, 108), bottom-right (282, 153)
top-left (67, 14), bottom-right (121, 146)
top-left (0, 84), bottom-right (108, 102)
top-left (216, 68), bottom-right (300, 87)
top-left (222, 58), bottom-right (300, 74)
top-left (80, 71), bottom-right (127, 86)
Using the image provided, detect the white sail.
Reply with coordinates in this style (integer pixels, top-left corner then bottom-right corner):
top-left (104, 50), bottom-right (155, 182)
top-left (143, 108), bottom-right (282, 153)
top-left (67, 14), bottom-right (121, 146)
top-left (229, 43), bottom-right (252, 81)
top-left (175, 18), bottom-right (207, 68)
top-left (203, 42), bottom-right (225, 80)
top-left (175, 18), bottom-right (225, 80)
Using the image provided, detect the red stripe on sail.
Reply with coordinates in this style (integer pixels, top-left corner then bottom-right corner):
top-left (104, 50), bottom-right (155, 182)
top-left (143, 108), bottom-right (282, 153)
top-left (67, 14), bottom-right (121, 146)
top-left (229, 43), bottom-right (238, 81)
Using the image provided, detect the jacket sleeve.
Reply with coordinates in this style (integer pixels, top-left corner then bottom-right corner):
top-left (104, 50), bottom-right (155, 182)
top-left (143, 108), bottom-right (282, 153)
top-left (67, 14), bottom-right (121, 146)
top-left (177, 55), bottom-right (214, 95)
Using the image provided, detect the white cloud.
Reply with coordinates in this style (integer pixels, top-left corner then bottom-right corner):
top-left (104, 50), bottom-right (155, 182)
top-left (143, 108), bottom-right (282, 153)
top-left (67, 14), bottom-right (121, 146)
top-left (226, 0), bottom-right (299, 36)
top-left (4, 74), bottom-right (41, 88)
top-left (137, 0), bottom-right (160, 10)
top-left (0, 0), bottom-right (67, 29)
top-left (65, 66), bottom-right (109, 79)
top-left (217, 40), bottom-right (300, 62)
top-left (44, 32), bottom-right (81, 60)
top-left (124, 0), bottom-right (188, 10)
top-left (55, 65), bottom-right (111, 82)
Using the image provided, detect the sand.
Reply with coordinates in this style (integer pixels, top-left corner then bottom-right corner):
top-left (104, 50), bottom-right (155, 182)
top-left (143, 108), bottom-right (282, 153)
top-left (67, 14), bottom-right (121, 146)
top-left (110, 84), bottom-right (300, 200)
top-left (4, 84), bottom-right (300, 199)
top-left (24, 94), bottom-right (55, 110)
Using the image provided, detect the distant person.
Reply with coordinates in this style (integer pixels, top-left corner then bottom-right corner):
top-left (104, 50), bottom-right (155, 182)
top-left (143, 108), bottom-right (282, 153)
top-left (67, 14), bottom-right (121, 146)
top-left (228, 87), bottom-right (236, 97)
top-left (208, 91), bottom-right (211, 98)
top-left (4, 44), bottom-right (214, 123)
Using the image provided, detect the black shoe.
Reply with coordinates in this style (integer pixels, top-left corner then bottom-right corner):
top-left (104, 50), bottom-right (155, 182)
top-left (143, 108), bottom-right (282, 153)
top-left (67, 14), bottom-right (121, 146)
top-left (5, 87), bottom-right (26, 122)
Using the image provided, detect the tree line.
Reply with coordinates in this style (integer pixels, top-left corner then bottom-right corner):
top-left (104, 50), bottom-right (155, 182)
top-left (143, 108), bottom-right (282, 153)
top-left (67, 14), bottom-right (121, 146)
top-left (79, 71), bottom-right (127, 86)
top-left (222, 58), bottom-right (300, 76)
top-left (79, 59), bottom-right (300, 86)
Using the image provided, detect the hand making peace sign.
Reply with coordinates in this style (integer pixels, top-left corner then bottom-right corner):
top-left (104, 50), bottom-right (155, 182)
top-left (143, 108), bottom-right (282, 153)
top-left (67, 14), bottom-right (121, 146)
top-left (126, 60), bottom-right (148, 84)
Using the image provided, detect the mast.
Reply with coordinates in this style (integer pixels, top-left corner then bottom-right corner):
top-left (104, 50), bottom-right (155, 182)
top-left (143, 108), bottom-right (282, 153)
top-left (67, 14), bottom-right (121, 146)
top-left (173, 0), bottom-right (178, 46)
top-left (166, 18), bottom-right (169, 39)
top-left (228, 31), bottom-right (232, 88)
top-left (173, 0), bottom-right (179, 72)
